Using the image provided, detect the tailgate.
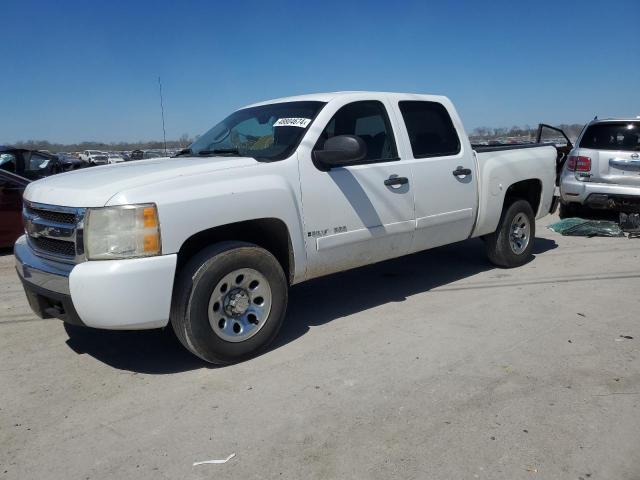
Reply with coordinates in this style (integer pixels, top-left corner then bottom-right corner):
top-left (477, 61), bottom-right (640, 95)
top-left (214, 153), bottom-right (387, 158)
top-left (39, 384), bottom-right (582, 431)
top-left (578, 121), bottom-right (640, 187)
top-left (603, 151), bottom-right (640, 186)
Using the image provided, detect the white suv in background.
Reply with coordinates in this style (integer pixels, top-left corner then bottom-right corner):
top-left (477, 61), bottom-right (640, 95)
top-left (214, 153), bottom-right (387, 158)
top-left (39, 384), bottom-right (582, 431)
top-left (560, 118), bottom-right (640, 217)
top-left (79, 150), bottom-right (109, 165)
top-left (107, 153), bottom-right (125, 164)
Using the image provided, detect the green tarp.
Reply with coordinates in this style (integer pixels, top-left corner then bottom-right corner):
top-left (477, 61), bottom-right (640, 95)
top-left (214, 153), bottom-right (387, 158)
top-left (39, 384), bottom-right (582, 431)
top-left (547, 218), bottom-right (625, 237)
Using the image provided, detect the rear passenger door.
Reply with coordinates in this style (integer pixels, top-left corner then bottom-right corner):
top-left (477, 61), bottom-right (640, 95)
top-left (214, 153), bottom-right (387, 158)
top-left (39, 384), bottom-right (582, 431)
top-left (298, 98), bottom-right (415, 279)
top-left (23, 152), bottom-right (55, 180)
top-left (393, 99), bottom-right (478, 252)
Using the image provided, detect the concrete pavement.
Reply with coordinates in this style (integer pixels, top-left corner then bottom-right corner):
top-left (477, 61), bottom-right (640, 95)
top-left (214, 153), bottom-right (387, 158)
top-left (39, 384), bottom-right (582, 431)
top-left (1, 214), bottom-right (639, 479)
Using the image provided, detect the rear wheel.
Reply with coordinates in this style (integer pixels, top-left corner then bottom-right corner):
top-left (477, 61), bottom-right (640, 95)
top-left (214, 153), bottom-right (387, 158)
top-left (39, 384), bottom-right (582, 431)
top-left (485, 199), bottom-right (535, 268)
top-left (171, 241), bottom-right (288, 364)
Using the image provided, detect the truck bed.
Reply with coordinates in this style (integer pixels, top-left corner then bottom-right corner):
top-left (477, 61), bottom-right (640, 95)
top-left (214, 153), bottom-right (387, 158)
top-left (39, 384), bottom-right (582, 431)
top-left (471, 144), bottom-right (558, 238)
top-left (472, 143), bottom-right (549, 153)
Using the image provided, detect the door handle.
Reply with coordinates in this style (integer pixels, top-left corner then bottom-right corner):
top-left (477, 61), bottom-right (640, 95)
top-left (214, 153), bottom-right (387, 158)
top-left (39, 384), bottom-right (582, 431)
top-left (452, 166), bottom-right (472, 177)
top-left (384, 176), bottom-right (409, 187)
top-left (609, 158), bottom-right (640, 169)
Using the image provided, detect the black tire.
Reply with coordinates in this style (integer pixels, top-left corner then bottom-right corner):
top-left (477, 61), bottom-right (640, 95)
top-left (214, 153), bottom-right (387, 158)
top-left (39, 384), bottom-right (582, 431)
top-left (558, 201), bottom-right (580, 219)
top-left (485, 199), bottom-right (535, 268)
top-left (170, 241), bottom-right (288, 364)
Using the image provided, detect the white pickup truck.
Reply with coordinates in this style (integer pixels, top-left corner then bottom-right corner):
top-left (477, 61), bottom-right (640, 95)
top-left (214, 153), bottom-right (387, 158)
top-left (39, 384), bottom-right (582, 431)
top-left (79, 150), bottom-right (109, 165)
top-left (15, 92), bottom-right (560, 364)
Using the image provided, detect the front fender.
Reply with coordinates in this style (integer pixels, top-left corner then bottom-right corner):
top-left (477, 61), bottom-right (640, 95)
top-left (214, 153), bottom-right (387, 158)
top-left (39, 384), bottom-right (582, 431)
top-left (106, 161), bottom-right (307, 282)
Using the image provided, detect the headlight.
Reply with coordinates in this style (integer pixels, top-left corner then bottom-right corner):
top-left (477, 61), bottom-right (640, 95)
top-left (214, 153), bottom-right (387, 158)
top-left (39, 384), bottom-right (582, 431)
top-left (85, 204), bottom-right (161, 260)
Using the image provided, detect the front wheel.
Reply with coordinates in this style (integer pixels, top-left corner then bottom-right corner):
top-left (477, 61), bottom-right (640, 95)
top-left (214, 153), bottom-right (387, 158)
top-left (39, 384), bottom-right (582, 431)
top-left (484, 199), bottom-right (535, 268)
top-left (171, 241), bottom-right (288, 364)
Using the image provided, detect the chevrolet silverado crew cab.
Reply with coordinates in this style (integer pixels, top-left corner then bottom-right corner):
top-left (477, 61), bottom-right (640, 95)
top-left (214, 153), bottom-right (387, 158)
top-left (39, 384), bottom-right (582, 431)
top-left (15, 92), bottom-right (560, 364)
top-left (559, 117), bottom-right (640, 217)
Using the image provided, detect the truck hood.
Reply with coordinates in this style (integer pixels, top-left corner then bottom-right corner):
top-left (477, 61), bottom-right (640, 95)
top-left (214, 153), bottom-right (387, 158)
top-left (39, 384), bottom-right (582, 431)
top-left (24, 156), bottom-right (258, 207)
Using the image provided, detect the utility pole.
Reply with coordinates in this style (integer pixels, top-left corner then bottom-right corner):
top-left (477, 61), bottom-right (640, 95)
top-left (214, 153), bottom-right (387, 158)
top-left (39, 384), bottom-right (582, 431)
top-left (158, 76), bottom-right (167, 155)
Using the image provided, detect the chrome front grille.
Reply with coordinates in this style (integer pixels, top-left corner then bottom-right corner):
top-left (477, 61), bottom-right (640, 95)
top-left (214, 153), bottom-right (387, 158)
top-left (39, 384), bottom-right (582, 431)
top-left (30, 237), bottom-right (77, 257)
top-left (23, 201), bottom-right (86, 264)
top-left (24, 204), bottom-right (77, 225)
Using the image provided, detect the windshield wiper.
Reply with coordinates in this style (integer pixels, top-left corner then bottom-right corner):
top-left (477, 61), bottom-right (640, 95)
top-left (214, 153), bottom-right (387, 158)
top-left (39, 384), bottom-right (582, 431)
top-left (173, 148), bottom-right (193, 157)
top-left (199, 148), bottom-right (241, 156)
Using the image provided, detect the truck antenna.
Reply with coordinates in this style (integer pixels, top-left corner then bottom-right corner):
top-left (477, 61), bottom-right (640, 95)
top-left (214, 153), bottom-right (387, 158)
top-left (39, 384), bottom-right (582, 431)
top-left (158, 76), bottom-right (167, 156)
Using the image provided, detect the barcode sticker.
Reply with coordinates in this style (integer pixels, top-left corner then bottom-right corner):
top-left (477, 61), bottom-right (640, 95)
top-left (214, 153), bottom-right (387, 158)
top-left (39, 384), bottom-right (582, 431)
top-left (273, 118), bottom-right (311, 128)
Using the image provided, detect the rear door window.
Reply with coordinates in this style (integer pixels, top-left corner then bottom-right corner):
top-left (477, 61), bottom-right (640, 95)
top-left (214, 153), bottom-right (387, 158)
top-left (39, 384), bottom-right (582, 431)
top-left (26, 153), bottom-right (52, 173)
top-left (579, 122), bottom-right (640, 151)
top-left (399, 101), bottom-right (461, 158)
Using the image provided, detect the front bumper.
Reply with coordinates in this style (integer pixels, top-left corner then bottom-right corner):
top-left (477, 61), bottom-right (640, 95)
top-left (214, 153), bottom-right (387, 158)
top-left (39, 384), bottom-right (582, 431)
top-left (15, 237), bottom-right (85, 325)
top-left (560, 173), bottom-right (640, 209)
top-left (15, 235), bottom-right (178, 330)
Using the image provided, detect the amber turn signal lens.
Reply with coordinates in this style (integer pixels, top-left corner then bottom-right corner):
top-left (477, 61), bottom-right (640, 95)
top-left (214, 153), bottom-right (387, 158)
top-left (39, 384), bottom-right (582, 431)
top-left (143, 207), bottom-right (158, 228)
top-left (143, 234), bottom-right (160, 253)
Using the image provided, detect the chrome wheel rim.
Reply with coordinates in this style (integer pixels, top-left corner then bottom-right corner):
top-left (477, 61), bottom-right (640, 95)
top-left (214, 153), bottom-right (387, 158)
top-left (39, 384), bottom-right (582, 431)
top-left (208, 268), bottom-right (272, 342)
top-left (509, 213), bottom-right (530, 255)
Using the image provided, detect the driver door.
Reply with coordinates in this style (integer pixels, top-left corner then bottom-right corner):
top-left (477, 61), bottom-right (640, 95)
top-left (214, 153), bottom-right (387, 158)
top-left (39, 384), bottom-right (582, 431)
top-left (298, 98), bottom-right (415, 280)
top-left (23, 152), bottom-right (55, 180)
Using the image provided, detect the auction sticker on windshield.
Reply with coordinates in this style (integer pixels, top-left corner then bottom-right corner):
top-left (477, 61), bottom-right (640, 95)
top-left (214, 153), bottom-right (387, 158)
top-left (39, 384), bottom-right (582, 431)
top-left (273, 118), bottom-right (311, 128)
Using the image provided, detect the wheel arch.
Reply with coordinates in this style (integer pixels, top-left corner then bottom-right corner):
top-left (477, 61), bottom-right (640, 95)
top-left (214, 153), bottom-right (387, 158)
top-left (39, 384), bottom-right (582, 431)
top-left (503, 178), bottom-right (543, 215)
top-left (176, 218), bottom-right (295, 284)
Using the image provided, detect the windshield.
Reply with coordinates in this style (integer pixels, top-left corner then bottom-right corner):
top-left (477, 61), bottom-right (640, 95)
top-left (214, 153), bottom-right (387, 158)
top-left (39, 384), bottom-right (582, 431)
top-left (579, 122), bottom-right (640, 151)
top-left (188, 101), bottom-right (325, 161)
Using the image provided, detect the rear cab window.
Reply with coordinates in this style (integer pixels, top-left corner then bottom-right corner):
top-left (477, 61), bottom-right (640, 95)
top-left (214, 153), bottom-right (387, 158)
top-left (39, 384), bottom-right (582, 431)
top-left (579, 122), bottom-right (640, 151)
top-left (398, 101), bottom-right (461, 158)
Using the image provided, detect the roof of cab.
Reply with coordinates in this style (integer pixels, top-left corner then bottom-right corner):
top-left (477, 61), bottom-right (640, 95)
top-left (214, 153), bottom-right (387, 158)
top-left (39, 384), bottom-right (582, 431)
top-left (243, 91), bottom-right (448, 109)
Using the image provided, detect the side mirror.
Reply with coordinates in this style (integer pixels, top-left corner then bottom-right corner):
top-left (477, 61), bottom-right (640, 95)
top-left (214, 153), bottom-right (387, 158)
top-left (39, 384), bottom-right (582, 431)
top-left (313, 135), bottom-right (367, 168)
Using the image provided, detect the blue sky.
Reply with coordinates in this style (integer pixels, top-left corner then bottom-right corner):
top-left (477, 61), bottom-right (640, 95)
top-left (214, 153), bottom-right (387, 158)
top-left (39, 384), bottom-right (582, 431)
top-left (1, 0), bottom-right (639, 143)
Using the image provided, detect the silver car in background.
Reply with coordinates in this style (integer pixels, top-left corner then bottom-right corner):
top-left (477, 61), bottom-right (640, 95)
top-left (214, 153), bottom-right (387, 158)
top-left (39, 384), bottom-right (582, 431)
top-left (559, 118), bottom-right (640, 217)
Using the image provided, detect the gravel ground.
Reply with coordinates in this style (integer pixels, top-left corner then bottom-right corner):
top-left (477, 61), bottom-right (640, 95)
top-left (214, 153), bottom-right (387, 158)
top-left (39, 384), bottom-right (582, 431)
top-left (1, 213), bottom-right (639, 480)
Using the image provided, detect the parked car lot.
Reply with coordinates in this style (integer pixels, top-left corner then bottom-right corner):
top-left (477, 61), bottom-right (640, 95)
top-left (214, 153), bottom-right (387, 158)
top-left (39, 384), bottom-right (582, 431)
top-left (0, 147), bottom-right (73, 180)
top-left (1, 213), bottom-right (638, 480)
top-left (0, 147), bottom-right (87, 248)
